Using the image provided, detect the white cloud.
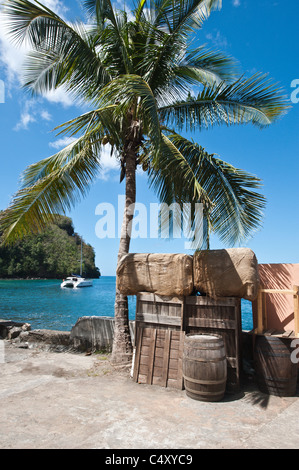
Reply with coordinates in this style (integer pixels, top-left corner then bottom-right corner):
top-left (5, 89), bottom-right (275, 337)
top-left (14, 112), bottom-right (36, 131)
top-left (47, 139), bottom-right (120, 180)
top-left (42, 0), bottom-right (68, 16)
top-left (43, 86), bottom-right (75, 108)
top-left (98, 145), bottom-right (120, 180)
top-left (41, 110), bottom-right (52, 121)
top-left (14, 99), bottom-right (53, 131)
top-left (49, 136), bottom-right (77, 149)
top-left (0, 1), bottom-right (73, 107)
top-left (206, 30), bottom-right (228, 49)
top-left (232, 0), bottom-right (241, 6)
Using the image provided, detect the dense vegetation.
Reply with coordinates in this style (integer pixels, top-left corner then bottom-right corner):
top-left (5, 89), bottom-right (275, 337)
top-left (0, 215), bottom-right (100, 279)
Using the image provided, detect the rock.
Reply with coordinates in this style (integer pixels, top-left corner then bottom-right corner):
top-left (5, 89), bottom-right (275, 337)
top-left (116, 253), bottom-right (194, 297)
top-left (70, 317), bottom-right (135, 352)
top-left (20, 329), bottom-right (72, 349)
top-left (0, 320), bottom-right (31, 340)
top-left (193, 248), bottom-right (260, 301)
top-left (8, 326), bottom-right (23, 339)
top-left (16, 342), bottom-right (29, 349)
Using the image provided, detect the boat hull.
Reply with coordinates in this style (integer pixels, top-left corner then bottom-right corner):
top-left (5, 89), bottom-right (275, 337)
top-left (61, 277), bottom-right (93, 288)
top-left (76, 280), bottom-right (93, 287)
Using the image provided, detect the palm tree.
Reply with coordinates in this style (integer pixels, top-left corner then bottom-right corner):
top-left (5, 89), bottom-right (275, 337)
top-left (0, 0), bottom-right (288, 364)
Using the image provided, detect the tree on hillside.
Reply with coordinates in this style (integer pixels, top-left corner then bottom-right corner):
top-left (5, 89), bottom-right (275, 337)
top-left (0, 214), bottom-right (100, 278)
top-left (0, 0), bottom-right (288, 364)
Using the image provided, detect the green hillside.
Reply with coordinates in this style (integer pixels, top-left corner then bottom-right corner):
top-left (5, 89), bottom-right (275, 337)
top-left (0, 215), bottom-right (100, 279)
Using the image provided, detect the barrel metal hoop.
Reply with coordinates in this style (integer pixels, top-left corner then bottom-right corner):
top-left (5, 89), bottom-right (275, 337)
top-left (183, 375), bottom-right (227, 385)
top-left (257, 352), bottom-right (291, 358)
top-left (183, 356), bottom-right (226, 363)
top-left (185, 345), bottom-right (224, 351)
top-left (262, 376), bottom-right (296, 383)
top-left (185, 387), bottom-right (224, 397)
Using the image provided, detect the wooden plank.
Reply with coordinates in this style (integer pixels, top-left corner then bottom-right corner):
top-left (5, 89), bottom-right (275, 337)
top-left (169, 349), bottom-right (181, 359)
top-left (142, 328), bottom-right (165, 338)
top-left (137, 293), bottom-right (184, 304)
top-left (270, 330), bottom-right (284, 337)
top-left (138, 374), bottom-right (147, 384)
top-left (146, 328), bottom-right (157, 385)
top-left (282, 330), bottom-right (294, 338)
top-left (161, 330), bottom-right (171, 387)
top-left (139, 355), bottom-right (150, 366)
top-left (139, 363), bottom-right (151, 375)
top-left (260, 288), bottom-right (296, 294)
top-left (167, 378), bottom-right (181, 388)
top-left (257, 290), bottom-right (264, 335)
top-left (293, 286), bottom-right (299, 337)
top-left (176, 331), bottom-right (185, 390)
top-left (185, 296), bottom-right (238, 307)
top-left (187, 317), bottom-right (236, 330)
top-left (262, 290), bottom-right (268, 331)
top-left (136, 313), bottom-right (181, 326)
top-left (136, 304), bottom-right (182, 317)
top-left (264, 328), bottom-right (276, 336)
top-left (180, 298), bottom-right (185, 331)
top-left (133, 327), bottom-right (143, 382)
top-left (226, 357), bottom-right (237, 368)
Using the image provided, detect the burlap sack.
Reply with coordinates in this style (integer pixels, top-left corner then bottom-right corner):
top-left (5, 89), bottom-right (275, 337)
top-left (193, 248), bottom-right (260, 301)
top-left (116, 253), bottom-right (193, 296)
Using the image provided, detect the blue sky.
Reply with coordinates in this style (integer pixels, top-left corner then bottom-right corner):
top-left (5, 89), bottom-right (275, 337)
top-left (0, 0), bottom-right (298, 275)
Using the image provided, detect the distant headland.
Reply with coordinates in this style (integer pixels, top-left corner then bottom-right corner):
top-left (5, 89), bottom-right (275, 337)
top-left (0, 214), bottom-right (100, 279)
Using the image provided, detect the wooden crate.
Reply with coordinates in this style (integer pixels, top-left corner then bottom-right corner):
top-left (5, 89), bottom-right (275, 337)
top-left (133, 293), bottom-right (184, 389)
top-left (184, 296), bottom-right (242, 392)
top-left (133, 327), bottom-right (185, 389)
top-left (134, 293), bottom-right (184, 343)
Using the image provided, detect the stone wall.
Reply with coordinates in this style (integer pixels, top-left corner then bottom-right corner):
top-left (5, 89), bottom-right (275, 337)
top-left (0, 317), bottom-right (135, 353)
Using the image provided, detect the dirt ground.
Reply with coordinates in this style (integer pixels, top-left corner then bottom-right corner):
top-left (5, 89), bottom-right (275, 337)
top-left (1, 340), bottom-right (299, 450)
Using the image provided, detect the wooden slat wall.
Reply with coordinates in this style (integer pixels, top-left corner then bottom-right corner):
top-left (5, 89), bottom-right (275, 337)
top-left (133, 328), bottom-right (185, 389)
top-left (134, 293), bottom-right (242, 393)
top-left (134, 293), bottom-right (185, 389)
top-left (134, 293), bottom-right (184, 348)
top-left (184, 296), bottom-right (242, 392)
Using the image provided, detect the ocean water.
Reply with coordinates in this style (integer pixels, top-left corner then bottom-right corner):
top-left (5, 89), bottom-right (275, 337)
top-left (0, 277), bottom-right (253, 331)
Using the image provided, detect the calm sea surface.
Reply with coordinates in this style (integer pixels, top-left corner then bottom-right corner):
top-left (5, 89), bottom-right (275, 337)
top-left (0, 277), bottom-right (253, 331)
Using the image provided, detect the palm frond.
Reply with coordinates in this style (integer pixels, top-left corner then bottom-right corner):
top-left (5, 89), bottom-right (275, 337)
top-left (0, 136), bottom-right (101, 243)
top-left (143, 0), bottom-right (222, 89)
top-left (148, 132), bottom-right (212, 208)
top-left (158, 73), bottom-right (290, 130)
top-left (97, 75), bottom-right (162, 150)
top-left (84, 0), bottom-right (115, 25)
top-left (2, 0), bottom-right (111, 101)
top-left (147, 0), bottom-right (221, 34)
top-left (54, 105), bottom-right (123, 152)
top-left (166, 133), bottom-right (266, 245)
top-left (84, 0), bottom-right (133, 74)
top-left (174, 46), bottom-right (239, 86)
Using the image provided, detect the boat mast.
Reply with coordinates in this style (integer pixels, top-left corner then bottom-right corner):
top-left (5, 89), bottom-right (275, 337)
top-left (80, 239), bottom-right (83, 277)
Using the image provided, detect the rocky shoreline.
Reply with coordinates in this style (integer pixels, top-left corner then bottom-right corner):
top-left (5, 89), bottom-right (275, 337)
top-left (0, 317), bottom-right (135, 354)
top-left (0, 319), bottom-right (74, 352)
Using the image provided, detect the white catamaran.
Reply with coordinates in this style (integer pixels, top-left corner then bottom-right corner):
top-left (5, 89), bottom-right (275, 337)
top-left (61, 241), bottom-right (93, 288)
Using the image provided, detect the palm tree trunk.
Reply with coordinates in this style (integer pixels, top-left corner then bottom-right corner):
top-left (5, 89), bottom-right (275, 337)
top-left (111, 142), bottom-right (136, 365)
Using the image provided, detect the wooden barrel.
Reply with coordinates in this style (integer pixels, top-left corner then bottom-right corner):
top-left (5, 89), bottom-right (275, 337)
top-left (182, 334), bottom-right (227, 402)
top-left (254, 336), bottom-right (298, 397)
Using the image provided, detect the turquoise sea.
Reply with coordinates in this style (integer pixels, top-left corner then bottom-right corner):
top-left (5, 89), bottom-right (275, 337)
top-left (0, 277), bottom-right (253, 331)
